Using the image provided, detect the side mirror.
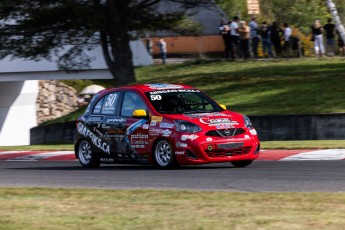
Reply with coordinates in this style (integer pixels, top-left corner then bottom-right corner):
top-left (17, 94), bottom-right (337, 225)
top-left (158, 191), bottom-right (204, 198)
top-left (219, 104), bottom-right (227, 110)
top-left (132, 109), bottom-right (148, 119)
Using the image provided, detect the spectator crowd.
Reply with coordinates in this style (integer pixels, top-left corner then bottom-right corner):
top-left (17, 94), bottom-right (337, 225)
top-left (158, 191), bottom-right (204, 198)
top-left (219, 16), bottom-right (345, 60)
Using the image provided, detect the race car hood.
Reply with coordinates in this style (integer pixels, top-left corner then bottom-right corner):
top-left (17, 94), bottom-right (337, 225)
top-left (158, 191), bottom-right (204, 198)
top-left (162, 110), bottom-right (245, 129)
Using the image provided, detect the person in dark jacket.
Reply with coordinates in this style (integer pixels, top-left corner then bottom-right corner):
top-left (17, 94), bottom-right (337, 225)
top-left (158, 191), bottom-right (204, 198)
top-left (270, 22), bottom-right (283, 57)
top-left (260, 21), bottom-right (273, 58)
top-left (324, 18), bottom-right (336, 56)
top-left (219, 18), bottom-right (231, 58)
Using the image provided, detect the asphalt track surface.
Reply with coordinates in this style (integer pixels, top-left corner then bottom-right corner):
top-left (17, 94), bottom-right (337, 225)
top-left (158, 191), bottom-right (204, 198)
top-left (0, 154), bottom-right (344, 192)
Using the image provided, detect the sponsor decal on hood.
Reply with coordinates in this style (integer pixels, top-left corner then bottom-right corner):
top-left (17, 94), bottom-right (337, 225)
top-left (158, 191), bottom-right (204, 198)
top-left (146, 84), bottom-right (184, 90)
top-left (199, 117), bottom-right (239, 126)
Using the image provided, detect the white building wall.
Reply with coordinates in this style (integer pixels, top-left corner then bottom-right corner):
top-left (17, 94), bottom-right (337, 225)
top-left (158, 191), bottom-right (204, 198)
top-left (0, 81), bottom-right (39, 146)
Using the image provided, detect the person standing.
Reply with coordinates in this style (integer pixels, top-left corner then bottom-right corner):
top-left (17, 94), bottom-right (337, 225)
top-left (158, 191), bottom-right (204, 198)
top-left (219, 18), bottom-right (231, 59)
top-left (270, 22), bottom-right (283, 57)
top-left (260, 21), bottom-right (273, 58)
top-left (229, 16), bottom-right (240, 60)
top-left (156, 38), bottom-right (167, 64)
top-left (238, 21), bottom-right (251, 60)
top-left (311, 19), bottom-right (325, 57)
top-left (283, 23), bottom-right (292, 58)
top-left (249, 16), bottom-right (259, 58)
top-left (324, 18), bottom-right (336, 56)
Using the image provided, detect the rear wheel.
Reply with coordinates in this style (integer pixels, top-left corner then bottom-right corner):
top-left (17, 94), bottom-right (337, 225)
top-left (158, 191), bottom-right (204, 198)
top-left (231, 160), bottom-right (253, 168)
top-left (153, 139), bottom-right (177, 169)
top-left (77, 140), bottom-right (101, 168)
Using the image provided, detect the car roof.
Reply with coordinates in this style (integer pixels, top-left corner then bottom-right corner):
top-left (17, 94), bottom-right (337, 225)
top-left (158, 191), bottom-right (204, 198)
top-left (99, 83), bottom-right (195, 95)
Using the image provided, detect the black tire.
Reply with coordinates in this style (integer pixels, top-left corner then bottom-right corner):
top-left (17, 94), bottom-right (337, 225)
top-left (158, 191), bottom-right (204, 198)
top-left (77, 139), bottom-right (101, 168)
top-left (231, 160), bottom-right (253, 168)
top-left (153, 139), bottom-right (178, 169)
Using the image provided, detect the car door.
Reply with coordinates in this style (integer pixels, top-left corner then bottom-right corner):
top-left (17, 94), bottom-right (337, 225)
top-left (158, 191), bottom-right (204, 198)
top-left (119, 91), bottom-right (150, 161)
top-left (86, 91), bottom-right (124, 159)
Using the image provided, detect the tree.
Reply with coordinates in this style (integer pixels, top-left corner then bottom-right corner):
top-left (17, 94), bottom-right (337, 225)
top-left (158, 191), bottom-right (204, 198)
top-left (0, 0), bottom-right (212, 85)
top-left (326, 0), bottom-right (345, 43)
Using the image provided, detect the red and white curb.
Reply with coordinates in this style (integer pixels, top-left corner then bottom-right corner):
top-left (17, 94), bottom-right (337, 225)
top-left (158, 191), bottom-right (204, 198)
top-left (259, 149), bottom-right (345, 161)
top-left (0, 149), bottom-right (345, 161)
top-left (0, 151), bottom-right (76, 161)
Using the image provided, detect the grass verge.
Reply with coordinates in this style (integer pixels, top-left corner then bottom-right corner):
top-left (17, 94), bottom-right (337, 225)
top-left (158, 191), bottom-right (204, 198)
top-left (0, 188), bottom-right (344, 230)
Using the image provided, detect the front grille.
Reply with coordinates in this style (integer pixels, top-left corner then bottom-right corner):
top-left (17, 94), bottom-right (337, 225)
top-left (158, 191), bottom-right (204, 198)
top-left (205, 146), bottom-right (252, 157)
top-left (206, 128), bottom-right (245, 137)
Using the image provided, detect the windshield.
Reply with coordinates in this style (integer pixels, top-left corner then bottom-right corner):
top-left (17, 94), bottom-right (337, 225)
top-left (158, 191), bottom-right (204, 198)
top-left (146, 89), bottom-right (224, 114)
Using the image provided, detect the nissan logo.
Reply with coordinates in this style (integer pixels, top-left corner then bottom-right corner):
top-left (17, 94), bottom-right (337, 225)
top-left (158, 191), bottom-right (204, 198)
top-left (224, 129), bottom-right (231, 136)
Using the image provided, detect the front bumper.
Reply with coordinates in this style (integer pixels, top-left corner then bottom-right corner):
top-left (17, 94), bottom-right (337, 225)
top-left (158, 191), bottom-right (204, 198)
top-left (175, 138), bottom-right (260, 165)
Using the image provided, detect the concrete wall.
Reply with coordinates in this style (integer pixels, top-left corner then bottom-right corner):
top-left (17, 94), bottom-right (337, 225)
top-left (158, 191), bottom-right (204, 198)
top-left (0, 81), bottom-right (39, 146)
top-left (30, 113), bottom-right (345, 144)
top-left (30, 121), bottom-right (76, 145)
top-left (251, 113), bottom-right (345, 141)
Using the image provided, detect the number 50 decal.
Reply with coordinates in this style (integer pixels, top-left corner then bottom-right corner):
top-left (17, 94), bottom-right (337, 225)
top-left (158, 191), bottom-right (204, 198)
top-left (105, 93), bottom-right (117, 106)
top-left (150, 95), bottom-right (162, 101)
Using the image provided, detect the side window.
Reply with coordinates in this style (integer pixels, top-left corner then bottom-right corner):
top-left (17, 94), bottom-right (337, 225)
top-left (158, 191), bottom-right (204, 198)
top-left (101, 93), bottom-right (119, 115)
top-left (92, 98), bottom-right (104, 114)
top-left (121, 92), bottom-right (147, 117)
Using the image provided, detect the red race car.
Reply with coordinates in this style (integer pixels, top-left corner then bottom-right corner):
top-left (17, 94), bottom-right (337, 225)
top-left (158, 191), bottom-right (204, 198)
top-left (74, 84), bottom-right (260, 169)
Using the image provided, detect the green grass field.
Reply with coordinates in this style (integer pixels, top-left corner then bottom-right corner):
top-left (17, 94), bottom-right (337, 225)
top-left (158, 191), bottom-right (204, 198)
top-left (1, 188), bottom-right (345, 230)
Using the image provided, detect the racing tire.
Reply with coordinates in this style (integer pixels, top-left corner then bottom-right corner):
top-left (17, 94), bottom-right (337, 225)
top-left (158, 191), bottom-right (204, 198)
top-left (77, 139), bottom-right (101, 168)
top-left (153, 139), bottom-right (178, 169)
top-left (230, 160), bottom-right (253, 168)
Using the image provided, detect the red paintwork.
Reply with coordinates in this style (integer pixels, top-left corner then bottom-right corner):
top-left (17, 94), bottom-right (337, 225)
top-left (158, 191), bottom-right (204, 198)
top-left (76, 84), bottom-right (260, 165)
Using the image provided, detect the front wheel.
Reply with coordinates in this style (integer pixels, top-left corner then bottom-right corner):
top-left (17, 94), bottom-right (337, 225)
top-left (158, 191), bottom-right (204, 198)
top-left (153, 139), bottom-right (178, 169)
top-left (231, 160), bottom-right (253, 168)
top-left (77, 140), bottom-right (101, 168)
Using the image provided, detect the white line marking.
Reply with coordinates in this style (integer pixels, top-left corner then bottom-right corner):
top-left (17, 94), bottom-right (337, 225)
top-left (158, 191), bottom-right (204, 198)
top-left (280, 149), bottom-right (345, 161)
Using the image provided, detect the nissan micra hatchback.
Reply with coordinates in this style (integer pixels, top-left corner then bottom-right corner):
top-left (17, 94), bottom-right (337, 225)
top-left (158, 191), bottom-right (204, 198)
top-left (75, 84), bottom-right (260, 169)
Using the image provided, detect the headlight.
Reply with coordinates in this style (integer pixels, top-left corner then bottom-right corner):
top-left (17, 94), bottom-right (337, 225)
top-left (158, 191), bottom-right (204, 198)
top-left (243, 115), bottom-right (253, 129)
top-left (174, 120), bottom-right (202, 133)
